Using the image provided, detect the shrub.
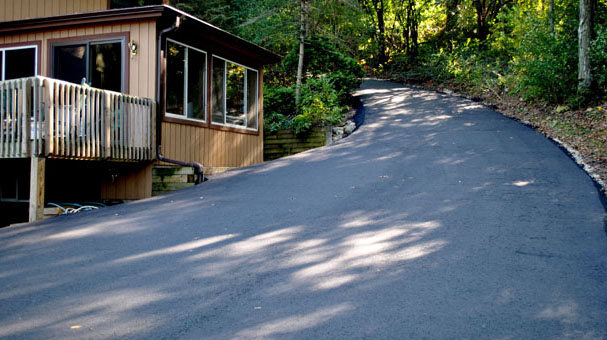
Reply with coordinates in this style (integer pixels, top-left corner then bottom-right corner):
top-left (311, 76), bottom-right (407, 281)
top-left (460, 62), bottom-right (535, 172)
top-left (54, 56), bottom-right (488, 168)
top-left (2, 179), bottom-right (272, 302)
top-left (591, 24), bottom-right (607, 96)
top-left (264, 85), bottom-right (296, 132)
top-left (293, 77), bottom-right (346, 134)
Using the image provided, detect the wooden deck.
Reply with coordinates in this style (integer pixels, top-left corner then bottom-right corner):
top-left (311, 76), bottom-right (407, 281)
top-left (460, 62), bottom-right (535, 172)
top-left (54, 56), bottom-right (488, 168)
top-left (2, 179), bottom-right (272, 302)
top-left (0, 76), bottom-right (156, 161)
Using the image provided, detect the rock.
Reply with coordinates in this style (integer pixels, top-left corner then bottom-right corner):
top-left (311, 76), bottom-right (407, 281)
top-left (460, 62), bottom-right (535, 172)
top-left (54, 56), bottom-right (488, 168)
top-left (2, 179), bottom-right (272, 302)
top-left (344, 121), bottom-right (356, 134)
top-left (333, 127), bottom-right (344, 137)
top-left (443, 89), bottom-right (453, 95)
top-left (556, 105), bottom-right (569, 113)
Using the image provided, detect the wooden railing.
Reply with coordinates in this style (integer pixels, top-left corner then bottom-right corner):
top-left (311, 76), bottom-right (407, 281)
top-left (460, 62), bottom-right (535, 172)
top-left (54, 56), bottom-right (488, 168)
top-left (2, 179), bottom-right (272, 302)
top-left (0, 76), bottom-right (156, 160)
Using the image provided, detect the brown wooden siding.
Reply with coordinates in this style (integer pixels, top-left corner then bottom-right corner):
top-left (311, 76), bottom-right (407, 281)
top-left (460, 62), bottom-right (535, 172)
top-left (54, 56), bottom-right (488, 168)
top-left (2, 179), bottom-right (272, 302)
top-left (0, 19), bottom-right (157, 200)
top-left (100, 163), bottom-right (153, 200)
top-left (160, 123), bottom-right (264, 168)
top-left (0, 20), bottom-right (156, 98)
top-left (159, 69), bottom-right (265, 168)
top-left (0, 0), bottom-right (108, 22)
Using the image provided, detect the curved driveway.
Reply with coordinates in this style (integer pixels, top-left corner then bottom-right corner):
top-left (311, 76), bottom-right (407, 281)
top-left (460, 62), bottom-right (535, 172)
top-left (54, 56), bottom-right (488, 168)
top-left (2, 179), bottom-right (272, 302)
top-left (1, 80), bottom-right (606, 339)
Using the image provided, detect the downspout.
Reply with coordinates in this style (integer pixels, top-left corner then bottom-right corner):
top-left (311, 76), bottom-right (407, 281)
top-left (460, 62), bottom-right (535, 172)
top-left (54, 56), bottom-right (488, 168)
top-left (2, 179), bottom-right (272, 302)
top-left (155, 15), bottom-right (204, 184)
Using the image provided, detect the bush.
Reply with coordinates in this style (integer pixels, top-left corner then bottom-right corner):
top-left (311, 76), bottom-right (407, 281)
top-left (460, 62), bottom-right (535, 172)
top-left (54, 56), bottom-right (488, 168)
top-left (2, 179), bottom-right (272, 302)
top-left (504, 13), bottom-right (576, 103)
top-left (591, 24), bottom-right (607, 96)
top-left (264, 35), bottom-right (364, 134)
top-left (325, 70), bottom-right (362, 104)
top-left (264, 77), bottom-right (346, 134)
top-left (282, 35), bottom-right (365, 104)
top-left (264, 85), bottom-right (296, 132)
top-left (292, 77), bottom-right (346, 134)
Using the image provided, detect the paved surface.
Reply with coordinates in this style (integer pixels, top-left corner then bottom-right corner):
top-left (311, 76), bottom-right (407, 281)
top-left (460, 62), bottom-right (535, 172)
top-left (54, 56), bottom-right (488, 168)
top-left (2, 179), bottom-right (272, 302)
top-left (1, 80), bottom-right (606, 339)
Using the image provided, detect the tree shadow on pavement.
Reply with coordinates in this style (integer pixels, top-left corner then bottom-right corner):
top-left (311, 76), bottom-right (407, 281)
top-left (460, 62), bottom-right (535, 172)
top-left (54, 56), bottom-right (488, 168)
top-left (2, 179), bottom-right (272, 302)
top-left (1, 80), bottom-right (606, 340)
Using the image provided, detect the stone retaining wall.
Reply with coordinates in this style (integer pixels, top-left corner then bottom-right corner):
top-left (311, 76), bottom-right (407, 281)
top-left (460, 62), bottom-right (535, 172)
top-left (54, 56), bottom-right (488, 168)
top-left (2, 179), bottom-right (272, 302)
top-left (263, 127), bottom-right (330, 161)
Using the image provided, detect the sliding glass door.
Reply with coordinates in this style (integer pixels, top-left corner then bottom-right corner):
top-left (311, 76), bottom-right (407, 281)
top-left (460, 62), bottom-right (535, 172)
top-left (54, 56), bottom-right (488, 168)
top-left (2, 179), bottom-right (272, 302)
top-left (52, 39), bottom-right (124, 92)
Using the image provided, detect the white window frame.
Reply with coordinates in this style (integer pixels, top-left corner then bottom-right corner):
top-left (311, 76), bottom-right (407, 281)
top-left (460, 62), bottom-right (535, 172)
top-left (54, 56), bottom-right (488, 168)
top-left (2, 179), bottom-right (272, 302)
top-left (165, 38), bottom-right (208, 123)
top-left (0, 45), bottom-right (39, 81)
top-left (212, 55), bottom-right (258, 131)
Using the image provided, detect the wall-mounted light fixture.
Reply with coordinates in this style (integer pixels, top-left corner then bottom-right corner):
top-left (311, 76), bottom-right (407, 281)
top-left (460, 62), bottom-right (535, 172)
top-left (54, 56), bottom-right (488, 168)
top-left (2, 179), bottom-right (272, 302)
top-left (128, 40), bottom-right (138, 57)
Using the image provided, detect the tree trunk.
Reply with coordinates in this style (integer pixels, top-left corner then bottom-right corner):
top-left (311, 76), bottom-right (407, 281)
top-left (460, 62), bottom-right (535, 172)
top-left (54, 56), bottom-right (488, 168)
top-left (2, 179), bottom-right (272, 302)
top-left (295, 0), bottom-right (309, 106)
top-left (372, 0), bottom-right (387, 65)
top-left (578, 0), bottom-right (593, 90)
top-left (405, 0), bottom-right (418, 60)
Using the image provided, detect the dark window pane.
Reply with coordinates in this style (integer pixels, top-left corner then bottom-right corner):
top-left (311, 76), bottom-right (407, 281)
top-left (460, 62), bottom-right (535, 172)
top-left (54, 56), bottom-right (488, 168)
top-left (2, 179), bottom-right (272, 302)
top-left (17, 171), bottom-right (29, 200)
top-left (246, 69), bottom-right (258, 130)
top-left (5, 48), bottom-right (36, 80)
top-left (0, 177), bottom-right (16, 200)
top-left (53, 44), bottom-right (87, 85)
top-left (187, 48), bottom-right (206, 120)
top-left (211, 57), bottom-right (225, 124)
top-left (166, 41), bottom-right (185, 115)
top-left (226, 62), bottom-right (245, 126)
top-left (90, 42), bottom-right (122, 92)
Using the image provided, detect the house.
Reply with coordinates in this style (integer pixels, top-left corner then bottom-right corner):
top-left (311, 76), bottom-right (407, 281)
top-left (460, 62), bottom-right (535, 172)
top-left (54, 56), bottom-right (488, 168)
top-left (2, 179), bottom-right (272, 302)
top-left (0, 0), bottom-right (281, 226)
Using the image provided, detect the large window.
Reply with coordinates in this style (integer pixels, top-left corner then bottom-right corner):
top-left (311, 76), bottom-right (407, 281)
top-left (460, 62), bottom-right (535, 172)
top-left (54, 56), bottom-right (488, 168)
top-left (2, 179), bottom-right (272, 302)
top-left (211, 56), bottom-right (258, 130)
top-left (165, 39), bottom-right (207, 121)
top-left (52, 39), bottom-right (124, 92)
top-left (0, 45), bottom-right (37, 81)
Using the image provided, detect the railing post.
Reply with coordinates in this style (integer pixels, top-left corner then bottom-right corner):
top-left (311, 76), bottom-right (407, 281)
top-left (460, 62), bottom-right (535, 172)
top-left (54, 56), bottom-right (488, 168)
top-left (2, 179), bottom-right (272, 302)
top-left (104, 93), bottom-right (112, 158)
top-left (23, 78), bottom-right (31, 157)
top-left (44, 79), bottom-right (54, 156)
top-left (28, 155), bottom-right (46, 223)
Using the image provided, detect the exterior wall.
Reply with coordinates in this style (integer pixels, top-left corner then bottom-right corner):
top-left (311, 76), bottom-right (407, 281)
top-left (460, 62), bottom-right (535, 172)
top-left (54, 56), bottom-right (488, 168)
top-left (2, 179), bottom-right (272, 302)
top-left (160, 123), bottom-right (264, 168)
top-left (160, 69), bottom-right (265, 168)
top-left (0, 19), bottom-right (157, 98)
top-left (0, 0), bottom-right (108, 22)
top-left (264, 127), bottom-right (329, 161)
top-left (0, 19), bottom-right (157, 200)
top-left (100, 163), bottom-right (153, 200)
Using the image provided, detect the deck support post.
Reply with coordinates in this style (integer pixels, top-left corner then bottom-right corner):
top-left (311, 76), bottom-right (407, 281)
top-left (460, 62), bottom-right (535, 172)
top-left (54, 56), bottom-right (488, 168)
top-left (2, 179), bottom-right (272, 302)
top-left (28, 156), bottom-right (46, 223)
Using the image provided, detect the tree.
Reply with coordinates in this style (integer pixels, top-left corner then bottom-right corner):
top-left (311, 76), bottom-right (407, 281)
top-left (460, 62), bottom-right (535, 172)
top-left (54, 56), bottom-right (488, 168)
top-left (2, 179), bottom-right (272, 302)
top-left (360, 0), bottom-right (388, 65)
top-left (444, 0), bottom-right (460, 37)
top-left (472, 0), bottom-right (508, 41)
top-left (578, 0), bottom-right (595, 90)
top-left (295, 0), bottom-right (310, 106)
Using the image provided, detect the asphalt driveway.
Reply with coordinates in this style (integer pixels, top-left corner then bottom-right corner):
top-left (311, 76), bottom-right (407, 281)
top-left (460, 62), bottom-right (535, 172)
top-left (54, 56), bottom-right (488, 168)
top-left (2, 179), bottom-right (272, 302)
top-left (1, 79), bottom-right (606, 339)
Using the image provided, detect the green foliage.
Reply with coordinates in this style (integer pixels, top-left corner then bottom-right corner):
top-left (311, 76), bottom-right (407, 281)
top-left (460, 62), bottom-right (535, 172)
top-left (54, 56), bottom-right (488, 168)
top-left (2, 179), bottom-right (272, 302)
top-left (499, 6), bottom-right (577, 103)
top-left (284, 36), bottom-right (365, 104)
top-left (326, 70), bottom-right (362, 104)
top-left (264, 86), bottom-right (296, 132)
top-left (591, 24), bottom-right (607, 96)
top-left (264, 36), bottom-right (363, 134)
top-left (294, 77), bottom-right (346, 134)
top-left (264, 85), bottom-right (296, 117)
top-left (160, 0), bottom-right (607, 123)
top-left (264, 77), bottom-right (346, 135)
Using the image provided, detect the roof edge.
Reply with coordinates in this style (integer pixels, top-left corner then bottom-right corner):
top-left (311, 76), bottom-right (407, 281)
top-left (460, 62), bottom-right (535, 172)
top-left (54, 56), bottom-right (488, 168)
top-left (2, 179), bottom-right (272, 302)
top-left (0, 6), bottom-right (165, 34)
top-left (0, 5), bottom-right (282, 65)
